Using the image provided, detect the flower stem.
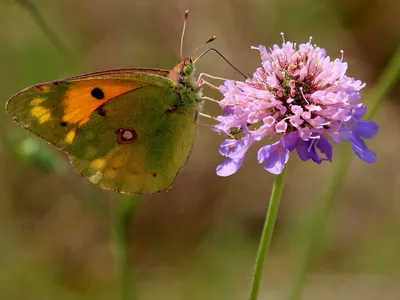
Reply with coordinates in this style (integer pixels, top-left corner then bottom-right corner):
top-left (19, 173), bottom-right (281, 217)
top-left (287, 45), bottom-right (400, 300)
top-left (112, 195), bottom-right (140, 300)
top-left (249, 168), bottom-right (287, 300)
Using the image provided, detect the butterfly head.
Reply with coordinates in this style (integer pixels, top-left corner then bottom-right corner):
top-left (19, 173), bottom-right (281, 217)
top-left (169, 11), bottom-right (216, 92)
top-left (182, 56), bottom-right (195, 76)
top-left (169, 56), bottom-right (197, 91)
top-left (169, 34), bottom-right (216, 89)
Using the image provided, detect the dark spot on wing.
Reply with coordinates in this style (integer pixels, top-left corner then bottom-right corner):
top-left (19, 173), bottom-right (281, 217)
top-left (96, 106), bottom-right (107, 117)
top-left (116, 128), bottom-right (137, 144)
top-left (60, 121), bottom-right (68, 127)
top-left (91, 87), bottom-right (105, 100)
top-left (152, 172), bottom-right (157, 177)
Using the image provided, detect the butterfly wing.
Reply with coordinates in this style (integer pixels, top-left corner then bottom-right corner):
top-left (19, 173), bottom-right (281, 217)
top-left (7, 68), bottom-right (198, 194)
top-left (70, 85), bottom-right (198, 194)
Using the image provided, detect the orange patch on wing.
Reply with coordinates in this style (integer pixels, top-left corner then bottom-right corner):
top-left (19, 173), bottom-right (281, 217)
top-left (62, 80), bottom-right (143, 126)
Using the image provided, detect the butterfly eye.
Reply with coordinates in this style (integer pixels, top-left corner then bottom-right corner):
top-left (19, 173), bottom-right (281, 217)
top-left (183, 64), bottom-right (193, 75)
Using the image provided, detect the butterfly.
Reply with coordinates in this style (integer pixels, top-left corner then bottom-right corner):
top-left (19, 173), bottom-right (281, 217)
top-left (6, 10), bottom-right (215, 194)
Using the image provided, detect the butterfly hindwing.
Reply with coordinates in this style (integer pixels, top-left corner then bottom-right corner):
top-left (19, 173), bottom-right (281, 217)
top-left (69, 85), bottom-right (197, 194)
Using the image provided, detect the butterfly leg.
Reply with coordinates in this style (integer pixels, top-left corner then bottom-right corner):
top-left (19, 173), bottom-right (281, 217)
top-left (197, 72), bottom-right (231, 90)
top-left (201, 96), bottom-right (220, 104)
top-left (197, 73), bottom-right (230, 85)
top-left (198, 80), bottom-right (220, 91)
top-left (199, 112), bottom-right (218, 121)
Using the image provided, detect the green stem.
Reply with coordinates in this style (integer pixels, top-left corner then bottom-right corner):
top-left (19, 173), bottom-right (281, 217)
top-left (18, 0), bottom-right (74, 60)
top-left (112, 195), bottom-right (140, 300)
top-left (287, 45), bottom-right (400, 300)
top-left (249, 168), bottom-right (287, 300)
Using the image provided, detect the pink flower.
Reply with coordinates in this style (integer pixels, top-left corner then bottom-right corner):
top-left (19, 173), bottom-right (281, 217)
top-left (214, 35), bottom-right (378, 176)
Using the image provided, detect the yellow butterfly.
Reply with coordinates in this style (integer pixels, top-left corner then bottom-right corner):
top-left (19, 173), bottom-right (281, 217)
top-left (6, 10), bottom-right (215, 195)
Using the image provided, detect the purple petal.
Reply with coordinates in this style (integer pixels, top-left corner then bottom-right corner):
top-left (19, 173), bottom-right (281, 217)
top-left (283, 132), bottom-right (298, 151)
top-left (258, 141), bottom-right (290, 174)
top-left (331, 126), bottom-right (351, 143)
top-left (353, 105), bottom-right (367, 119)
top-left (296, 139), bottom-right (312, 162)
top-left (295, 136), bottom-right (332, 164)
top-left (219, 136), bottom-right (254, 159)
top-left (349, 136), bottom-right (377, 163)
top-left (354, 120), bottom-right (379, 139)
top-left (216, 157), bottom-right (245, 177)
top-left (219, 139), bottom-right (239, 156)
top-left (316, 135), bottom-right (333, 162)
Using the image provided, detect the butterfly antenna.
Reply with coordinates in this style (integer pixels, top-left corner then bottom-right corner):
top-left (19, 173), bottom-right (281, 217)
top-left (186, 36), bottom-right (217, 59)
top-left (194, 48), bottom-right (248, 79)
top-left (180, 9), bottom-right (190, 60)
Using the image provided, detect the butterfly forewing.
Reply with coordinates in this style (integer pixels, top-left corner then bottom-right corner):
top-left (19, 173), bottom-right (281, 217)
top-left (6, 69), bottom-right (170, 151)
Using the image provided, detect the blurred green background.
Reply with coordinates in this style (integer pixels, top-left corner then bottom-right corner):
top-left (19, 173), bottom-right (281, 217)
top-left (1, 0), bottom-right (399, 299)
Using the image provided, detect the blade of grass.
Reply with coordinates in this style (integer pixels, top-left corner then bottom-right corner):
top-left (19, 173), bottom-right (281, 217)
top-left (18, 0), bottom-right (74, 60)
top-left (112, 195), bottom-right (140, 300)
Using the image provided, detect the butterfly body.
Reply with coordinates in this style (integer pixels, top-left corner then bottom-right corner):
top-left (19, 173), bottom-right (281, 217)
top-left (6, 60), bottom-right (203, 194)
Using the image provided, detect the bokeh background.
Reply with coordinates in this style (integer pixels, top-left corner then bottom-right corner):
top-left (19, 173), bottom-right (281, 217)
top-left (1, 0), bottom-right (399, 299)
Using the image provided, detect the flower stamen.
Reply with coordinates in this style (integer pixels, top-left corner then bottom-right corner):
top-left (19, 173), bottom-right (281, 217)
top-left (299, 87), bottom-right (310, 105)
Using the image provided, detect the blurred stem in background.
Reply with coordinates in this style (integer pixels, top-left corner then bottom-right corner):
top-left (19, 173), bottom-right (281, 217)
top-left (248, 168), bottom-right (287, 300)
top-left (17, 0), bottom-right (74, 60)
top-left (8, 137), bottom-right (140, 300)
top-left (113, 195), bottom-right (140, 300)
top-left (13, 2), bottom-right (140, 299)
top-left (287, 45), bottom-right (400, 300)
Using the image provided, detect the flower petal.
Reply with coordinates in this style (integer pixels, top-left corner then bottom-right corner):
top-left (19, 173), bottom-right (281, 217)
top-left (258, 141), bottom-right (290, 174)
top-left (295, 135), bottom-right (332, 164)
top-left (354, 120), bottom-right (379, 139)
top-left (353, 104), bottom-right (367, 119)
top-left (296, 139), bottom-right (312, 162)
top-left (316, 135), bottom-right (333, 162)
top-left (283, 132), bottom-right (298, 151)
top-left (216, 157), bottom-right (245, 177)
top-left (219, 135), bottom-right (254, 159)
top-left (349, 136), bottom-right (377, 163)
top-left (275, 120), bottom-right (288, 133)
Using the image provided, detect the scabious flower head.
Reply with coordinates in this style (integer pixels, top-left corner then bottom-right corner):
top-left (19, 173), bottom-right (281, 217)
top-left (215, 35), bottom-right (379, 176)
